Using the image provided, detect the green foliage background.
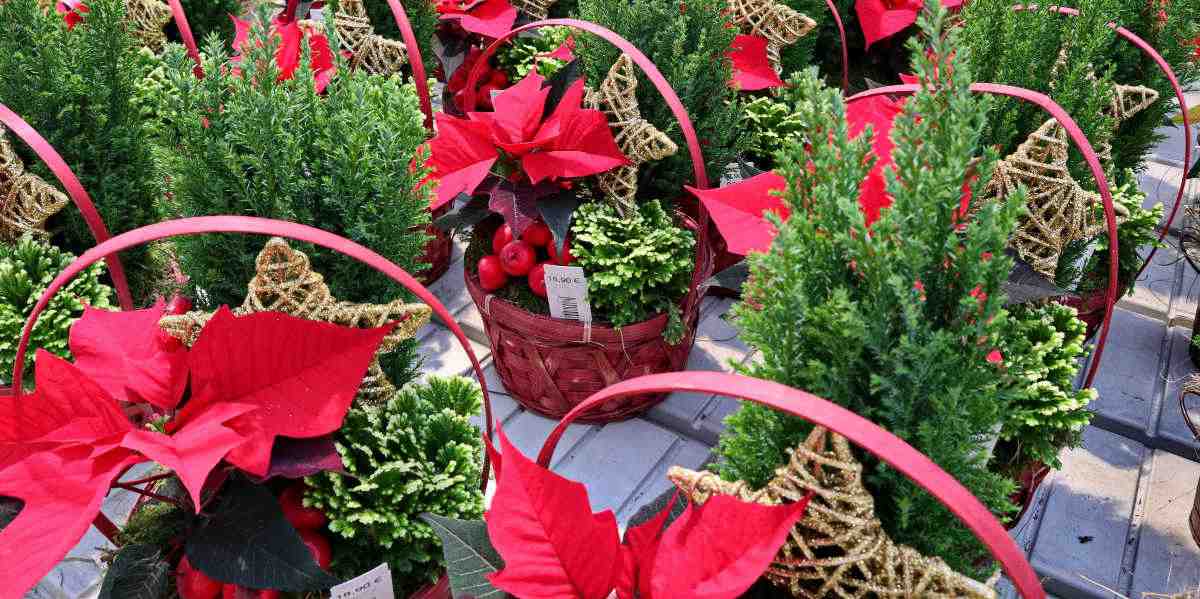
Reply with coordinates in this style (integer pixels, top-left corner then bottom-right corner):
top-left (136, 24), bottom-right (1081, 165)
top-left (0, 0), bottom-right (166, 301)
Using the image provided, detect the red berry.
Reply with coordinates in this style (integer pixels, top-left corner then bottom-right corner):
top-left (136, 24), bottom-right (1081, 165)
top-left (492, 225), bottom-right (513, 255)
top-left (521, 222), bottom-right (552, 248)
top-left (299, 529), bottom-right (333, 571)
top-left (499, 240), bottom-right (536, 276)
top-left (528, 263), bottom-right (548, 297)
top-left (477, 256), bottom-right (509, 291)
top-left (279, 484), bottom-right (327, 531)
top-left (549, 240), bottom-right (573, 266)
top-left (221, 584), bottom-right (248, 599)
top-left (177, 557), bottom-right (222, 599)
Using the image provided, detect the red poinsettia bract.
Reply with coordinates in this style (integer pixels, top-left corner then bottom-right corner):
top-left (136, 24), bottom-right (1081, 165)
top-left (427, 71), bottom-right (629, 209)
top-left (56, 0), bottom-right (88, 29)
top-left (855, 0), bottom-right (963, 47)
top-left (687, 171), bottom-right (790, 256)
top-left (728, 34), bottom-right (785, 91)
top-left (484, 428), bottom-right (810, 599)
top-left (231, 15), bottom-right (338, 93)
top-left (846, 93), bottom-right (905, 226)
top-left (436, 0), bottom-right (518, 39)
top-left (0, 307), bottom-right (393, 599)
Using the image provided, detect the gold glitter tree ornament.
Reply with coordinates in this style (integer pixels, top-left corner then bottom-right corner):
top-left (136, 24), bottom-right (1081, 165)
top-left (331, 0), bottom-right (409, 75)
top-left (510, 0), bottom-right (554, 20)
top-left (983, 82), bottom-right (1157, 278)
top-left (668, 427), bottom-right (997, 598)
top-left (159, 238), bottom-right (432, 404)
top-left (124, 0), bottom-right (172, 51)
top-left (586, 54), bottom-right (678, 218)
top-left (726, 0), bottom-right (816, 74)
top-left (0, 125), bottom-right (69, 243)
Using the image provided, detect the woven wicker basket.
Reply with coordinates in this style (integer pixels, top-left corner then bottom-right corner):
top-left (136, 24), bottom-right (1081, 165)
top-left (1182, 381), bottom-right (1200, 548)
top-left (466, 215), bottom-right (713, 421)
top-left (417, 204), bottom-right (453, 284)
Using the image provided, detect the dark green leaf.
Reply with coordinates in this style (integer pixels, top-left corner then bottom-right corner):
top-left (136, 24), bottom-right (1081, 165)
top-left (537, 190), bottom-right (580, 257)
top-left (0, 497), bottom-right (21, 531)
top-left (703, 261), bottom-right (749, 295)
top-left (420, 514), bottom-right (505, 599)
top-left (98, 544), bottom-right (169, 599)
top-left (434, 193), bottom-right (492, 235)
top-left (186, 477), bottom-right (340, 592)
top-left (540, 59), bottom-right (584, 121)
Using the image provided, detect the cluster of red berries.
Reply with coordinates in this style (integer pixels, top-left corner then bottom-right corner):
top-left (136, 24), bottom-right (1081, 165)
top-left (477, 221), bottom-right (572, 296)
top-left (176, 484), bottom-right (332, 599)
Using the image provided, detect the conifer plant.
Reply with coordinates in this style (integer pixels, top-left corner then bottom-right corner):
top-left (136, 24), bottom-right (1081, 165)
top-left (715, 7), bottom-right (1024, 575)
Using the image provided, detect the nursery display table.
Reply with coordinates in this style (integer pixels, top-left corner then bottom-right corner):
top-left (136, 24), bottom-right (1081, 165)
top-left (28, 95), bottom-right (1200, 599)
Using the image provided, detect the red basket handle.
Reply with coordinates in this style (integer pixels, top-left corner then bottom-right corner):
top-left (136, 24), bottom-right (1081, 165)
top-left (1182, 383), bottom-right (1200, 442)
top-left (824, 0), bottom-right (849, 93)
top-left (165, 0), bottom-right (203, 77)
top-left (847, 82), bottom-right (1117, 390)
top-left (464, 18), bottom-right (714, 319)
top-left (1008, 4), bottom-right (1190, 281)
top-left (382, 0), bottom-right (435, 131)
top-left (8, 216), bottom-right (496, 486)
top-left (536, 371), bottom-right (1046, 599)
top-left (0, 104), bottom-right (134, 311)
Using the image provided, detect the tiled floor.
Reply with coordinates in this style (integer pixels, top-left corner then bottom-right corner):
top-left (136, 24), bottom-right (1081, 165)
top-left (29, 98), bottom-right (1200, 599)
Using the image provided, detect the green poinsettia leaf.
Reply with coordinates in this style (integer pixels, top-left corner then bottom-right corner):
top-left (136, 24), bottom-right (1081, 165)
top-left (537, 189), bottom-right (580, 257)
top-left (98, 544), bottom-right (169, 599)
top-left (186, 477), bottom-right (340, 592)
top-left (420, 513), bottom-right (504, 599)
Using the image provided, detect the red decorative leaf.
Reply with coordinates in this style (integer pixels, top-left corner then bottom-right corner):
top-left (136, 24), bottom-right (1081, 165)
top-left (728, 35), bottom-right (784, 91)
top-left (686, 171), bottom-right (790, 256)
top-left (847, 93), bottom-right (904, 226)
top-left (440, 0), bottom-right (518, 39)
top-left (231, 16), bottom-right (337, 93)
top-left (69, 300), bottom-right (189, 410)
top-left (56, 0), bottom-right (88, 30)
top-left (540, 35), bottom-right (576, 62)
top-left (178, 307), bottom-right (394, 477)
top-left (121, 402), bottom-right (255, 510)
top-left (472, 73), bottom-right (556, 156)
top-left (428, 113), bottom-right (500, 209)
top-left (649, 494), bottom-right (811, 599)
top-left (520, 78), bottom-right (629, 183)
top-left (485, 427), bottom-right (622, 599)
top-left (619, 492), bottom-right (678, 599)
top-left (855, 0), bottom-right (963, 47)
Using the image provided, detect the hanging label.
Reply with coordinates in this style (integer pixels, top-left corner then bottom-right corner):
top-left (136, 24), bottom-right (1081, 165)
top-left (331, 563), bottom-right (394, 599)
top-left (545, 265), bottom-right (592, 323)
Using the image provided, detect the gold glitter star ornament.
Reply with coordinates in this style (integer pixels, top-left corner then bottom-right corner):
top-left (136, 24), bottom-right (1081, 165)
top-left (726, 0), bottom-right (817, 74)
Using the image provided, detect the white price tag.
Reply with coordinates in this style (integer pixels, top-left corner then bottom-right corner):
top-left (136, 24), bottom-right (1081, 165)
top-left (331, 563), bottom-right (394, 599)
top-left (544, 265), bottom-right (592, 323)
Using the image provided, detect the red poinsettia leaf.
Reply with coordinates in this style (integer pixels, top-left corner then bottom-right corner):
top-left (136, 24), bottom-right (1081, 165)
top-left (69, 300), bottom-right (189, 410)
top-left (441, 0), bottom-right (518, 39)
top-left (621, 492), bottom-right (679, 599)
top-left (473, 72), bottom-right (551, 151)
top-left (686, 171), bottom-right (790, 256)
top-left (523, 114), bottom-right (628, 183)
top-left (485, 427), bottom-right (622, 599)
top-left (231, 14), bottom-right (252, 51)
top-left (428, 112), bottom-right (500, 210)
top-left (56, 0), bottom-right (88, 30)
top-left (855, 0), bottom-right (921, 47)
top-left (0, 448), bottom-right (142, 599)
top-left (728, 35), bottom-right (784, 91)
top-left (275, 21), bottom-right (303, 80)
top-left (180, 307), bottom-right (394, 477)
top-left (306, 29), bottom-right (338, 93)
top-left (649, 494), bottom-right (811, 599)
top-left (121, 402), bottom-right (256, 510)
top-left (540, 35), bottom-right (576, 62)
top-left (847, 93), bottom-right (904, 226)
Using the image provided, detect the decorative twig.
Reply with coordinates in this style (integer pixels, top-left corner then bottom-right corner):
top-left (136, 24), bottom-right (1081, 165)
top-left (111, 482), bottom-right (185, 509)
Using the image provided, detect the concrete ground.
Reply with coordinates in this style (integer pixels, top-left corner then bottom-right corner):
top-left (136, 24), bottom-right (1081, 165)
top-left (27, 97), bottom-right (1200, 598)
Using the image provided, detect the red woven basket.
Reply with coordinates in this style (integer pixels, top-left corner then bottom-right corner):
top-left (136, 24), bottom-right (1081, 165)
top-left (458, 19), bottom-right (715, 422)
top-left (416, 204), bottom-right (453, 284)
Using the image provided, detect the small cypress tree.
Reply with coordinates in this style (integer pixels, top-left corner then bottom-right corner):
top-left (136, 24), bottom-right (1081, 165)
top-left (715, 7), bottom-right (1022, 575)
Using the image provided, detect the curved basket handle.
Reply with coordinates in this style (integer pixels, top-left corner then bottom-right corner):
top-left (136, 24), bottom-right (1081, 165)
top-left (165, 0), bottom-right (204, 77)
top-left (0, 104), bottom-right (134, 311)
top-left (823, 0), bottom-right (849, 93)
top-left (9, 216), bottom-right (496, 484)
top-left (1009, 4), bottom-right (1191, 281)
top-left (536, 371), bottom-right (1047, 599)
top-left (846, 82), bottom-right (1117, 390)
top-left (382, 0), bottom-right (435, 131)
top-left (1182, 381), bottom-right (1200, 442)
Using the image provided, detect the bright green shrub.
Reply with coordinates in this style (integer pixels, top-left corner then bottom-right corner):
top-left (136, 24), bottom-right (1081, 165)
top-left (715, 9), bottom-right (1021, 575)
top-left (494, 26), bottom-right (570, 80)
top-left (739, 95), bottom-right (808, 168)
top-left (154, 20), bottom-right (431, 308)
top-left (571, 200), bottom-right (695, 340)
top-left (994, 302), bottom-right (1094, 471)
top-left (576, 0), bottom-right (745, 197)
top-left (0, 0), bottom-right (165, 300)
top-left (0, 236), bottom-right (113, 383)
top-left (305, 376), bottom-right (485, 596)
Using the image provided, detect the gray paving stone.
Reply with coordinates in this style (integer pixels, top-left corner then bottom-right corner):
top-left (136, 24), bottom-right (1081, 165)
top-left (1152, 114), bottom-right (1198, 170)
top-left (1123, 244), bottom-right (1181, 323)
top-left (1029, 427), bottom-right (1147, 599)
top-left (1154, 326), bottom-right (1200, 459)
top-left (1128, 450), bottom-right (1200, 597)
top-left (415, 323), bottom-right (492, 379)
top-left (424, 239), bottom-right (470, 321)
top-left (553, 418), bottom-right (680, 516)
top-left (499, 408), bottom-right (596, 468)
top-left (615, 437), bottom-right (711, 525)
top-left (1139, 163), bottom-right (1192, 236)
top-left (1088, 309), bottom-right (1168, 441)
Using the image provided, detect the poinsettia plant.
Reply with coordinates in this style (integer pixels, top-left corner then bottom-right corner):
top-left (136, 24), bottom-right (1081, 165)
top-left (0, 301), bottom-right (398, 599)
top-left (427, 68), bottom-right (628, 242)
top-left (231, 10), bottom-right (338, 93)
top-left (424, 428), bottom-right (810, 599)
